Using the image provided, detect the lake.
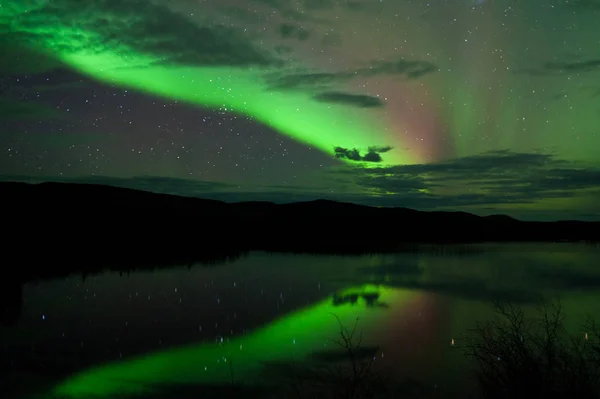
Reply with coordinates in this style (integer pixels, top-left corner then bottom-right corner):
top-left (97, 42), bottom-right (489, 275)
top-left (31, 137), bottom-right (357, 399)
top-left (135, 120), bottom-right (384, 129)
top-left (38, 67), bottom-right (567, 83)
top-left (2, 243), bottom-right (600, 398)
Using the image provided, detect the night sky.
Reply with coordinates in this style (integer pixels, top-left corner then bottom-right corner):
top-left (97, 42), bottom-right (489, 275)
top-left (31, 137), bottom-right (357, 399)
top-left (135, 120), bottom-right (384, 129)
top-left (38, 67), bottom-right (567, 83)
top-left (1, 0), bottom-right (599, 220)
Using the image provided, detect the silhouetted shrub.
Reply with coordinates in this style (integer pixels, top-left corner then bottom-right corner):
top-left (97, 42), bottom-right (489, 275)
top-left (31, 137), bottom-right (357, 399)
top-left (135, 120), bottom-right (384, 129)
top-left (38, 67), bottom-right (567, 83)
top-left (460, 302), bottom-right (600, 399)
top-left (268, 315), bottom-right (389, 399)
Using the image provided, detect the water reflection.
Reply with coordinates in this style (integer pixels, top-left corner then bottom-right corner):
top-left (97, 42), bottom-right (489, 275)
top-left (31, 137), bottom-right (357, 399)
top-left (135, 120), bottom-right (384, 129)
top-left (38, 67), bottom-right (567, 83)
top-left (1, 244), bottom-right (600, 399)
top-left (349, 243), bottom-right (600, 306)
top-left (331, 291), bottom-right (388, 308)
top-left (52, 285), bottom-right (427, 399)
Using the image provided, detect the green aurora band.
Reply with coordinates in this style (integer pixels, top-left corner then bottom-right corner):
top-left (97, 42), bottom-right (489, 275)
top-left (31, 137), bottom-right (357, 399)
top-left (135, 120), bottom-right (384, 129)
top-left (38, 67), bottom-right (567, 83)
top-left (0, 1), bottom-right (424, 166)
top-left (50, 285), bottom-right (419, 398)
top-left (2, 1), bottom-right (599, 167)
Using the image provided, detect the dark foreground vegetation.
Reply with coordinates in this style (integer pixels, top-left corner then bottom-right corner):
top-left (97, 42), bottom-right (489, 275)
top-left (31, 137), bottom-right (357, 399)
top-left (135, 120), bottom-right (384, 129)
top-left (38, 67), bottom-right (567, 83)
top-left (460, 302), bottom-right (600, 399)
top-left (268, 302), bottom-right (599, 399)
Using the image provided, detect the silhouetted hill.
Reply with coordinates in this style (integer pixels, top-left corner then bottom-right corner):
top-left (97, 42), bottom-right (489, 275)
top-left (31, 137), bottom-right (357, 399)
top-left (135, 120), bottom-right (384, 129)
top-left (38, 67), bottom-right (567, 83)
top-left (484, 214), bottom-right (519, 223)
top-left (2, 181), bottom-right (599, 265)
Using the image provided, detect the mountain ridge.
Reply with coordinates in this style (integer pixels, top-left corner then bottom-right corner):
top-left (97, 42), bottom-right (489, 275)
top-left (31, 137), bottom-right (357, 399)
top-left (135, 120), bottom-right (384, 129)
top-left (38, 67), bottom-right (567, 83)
top-left (2, 181), bottom-right (599, 253)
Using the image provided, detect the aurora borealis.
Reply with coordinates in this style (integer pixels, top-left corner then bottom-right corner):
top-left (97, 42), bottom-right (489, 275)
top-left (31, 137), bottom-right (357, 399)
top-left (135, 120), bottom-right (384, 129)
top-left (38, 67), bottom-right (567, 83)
top-left (1, 0), bottom-right (599, 219)
top-left (51, 285), bottom-right (423, 398)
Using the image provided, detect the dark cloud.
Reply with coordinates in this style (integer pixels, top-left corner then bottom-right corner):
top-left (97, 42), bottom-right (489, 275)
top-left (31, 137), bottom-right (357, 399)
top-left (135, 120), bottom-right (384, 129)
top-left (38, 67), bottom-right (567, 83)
top-left (2, 0), bottom-right (277, 68)
top-left (329, 150), bottom-right (600, 212)
top-left (313, 91), bottom-right (385, 108)
top-left (368, 146), bottom-right (393, 154)
top-left (334, 147), bottom-right (363, 162)
top-left (544, 59), bottom-right (600, 73)
top-left (361, 151), bottom-right (383, 163)
top-left (333, 146), bottom-right (394, 163)
top-left (332, 292), bottom-right (385, 307)
top-left (266, 71), bottom-right (343, 91)
top-left (517, 58), bottom-right (600, 76)
top-left (278, 23), bottom-right (310, 40)
top-left (370, 59), bottom-right (440, 78)
top-left (267, 59), bottom-right (438, 90)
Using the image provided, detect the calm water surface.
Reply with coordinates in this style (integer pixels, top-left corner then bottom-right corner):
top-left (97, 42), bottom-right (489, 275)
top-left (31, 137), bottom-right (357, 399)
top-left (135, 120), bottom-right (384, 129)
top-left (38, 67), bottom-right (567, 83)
top-left (2, 243), bottom-right (600, 398)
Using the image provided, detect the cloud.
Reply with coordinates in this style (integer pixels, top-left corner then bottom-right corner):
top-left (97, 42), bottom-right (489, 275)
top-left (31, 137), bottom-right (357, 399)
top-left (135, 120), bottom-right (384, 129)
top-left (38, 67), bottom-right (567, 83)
top-left (370, 59), bottom-right (440, 78)
top-left (278, 23), bottom-right (310, 40)
top-left (517, 58), bottom-right (600, 76)
top-left (0, 98), bottom-right (62, 120)
top-left (333, 146), bottom-right (394, 163)
top-left (329, 150), bottom-right (600, 211)
top-left (267, 59), bottom-right (438, 90)
top-left (544, 59), bottom-right (600, 74)
top-left (1, 0), bottom-right (277, 69)
top-left (368, 146), bottom-right (393, 154)
top-left (313, 91), bottom-right (385, 108)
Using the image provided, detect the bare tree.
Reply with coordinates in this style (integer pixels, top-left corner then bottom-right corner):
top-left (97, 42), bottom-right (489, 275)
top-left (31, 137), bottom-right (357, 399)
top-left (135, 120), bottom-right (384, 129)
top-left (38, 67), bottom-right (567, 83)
top-left (459, 301), bottom-right (600, 399)
top-left (281, 314), bottom-right (389, 399)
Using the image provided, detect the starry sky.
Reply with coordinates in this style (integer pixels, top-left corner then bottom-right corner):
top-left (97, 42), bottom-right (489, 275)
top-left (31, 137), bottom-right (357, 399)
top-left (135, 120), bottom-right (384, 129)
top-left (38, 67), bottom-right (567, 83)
top-left (1, 0), bottom-right (599, 220)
